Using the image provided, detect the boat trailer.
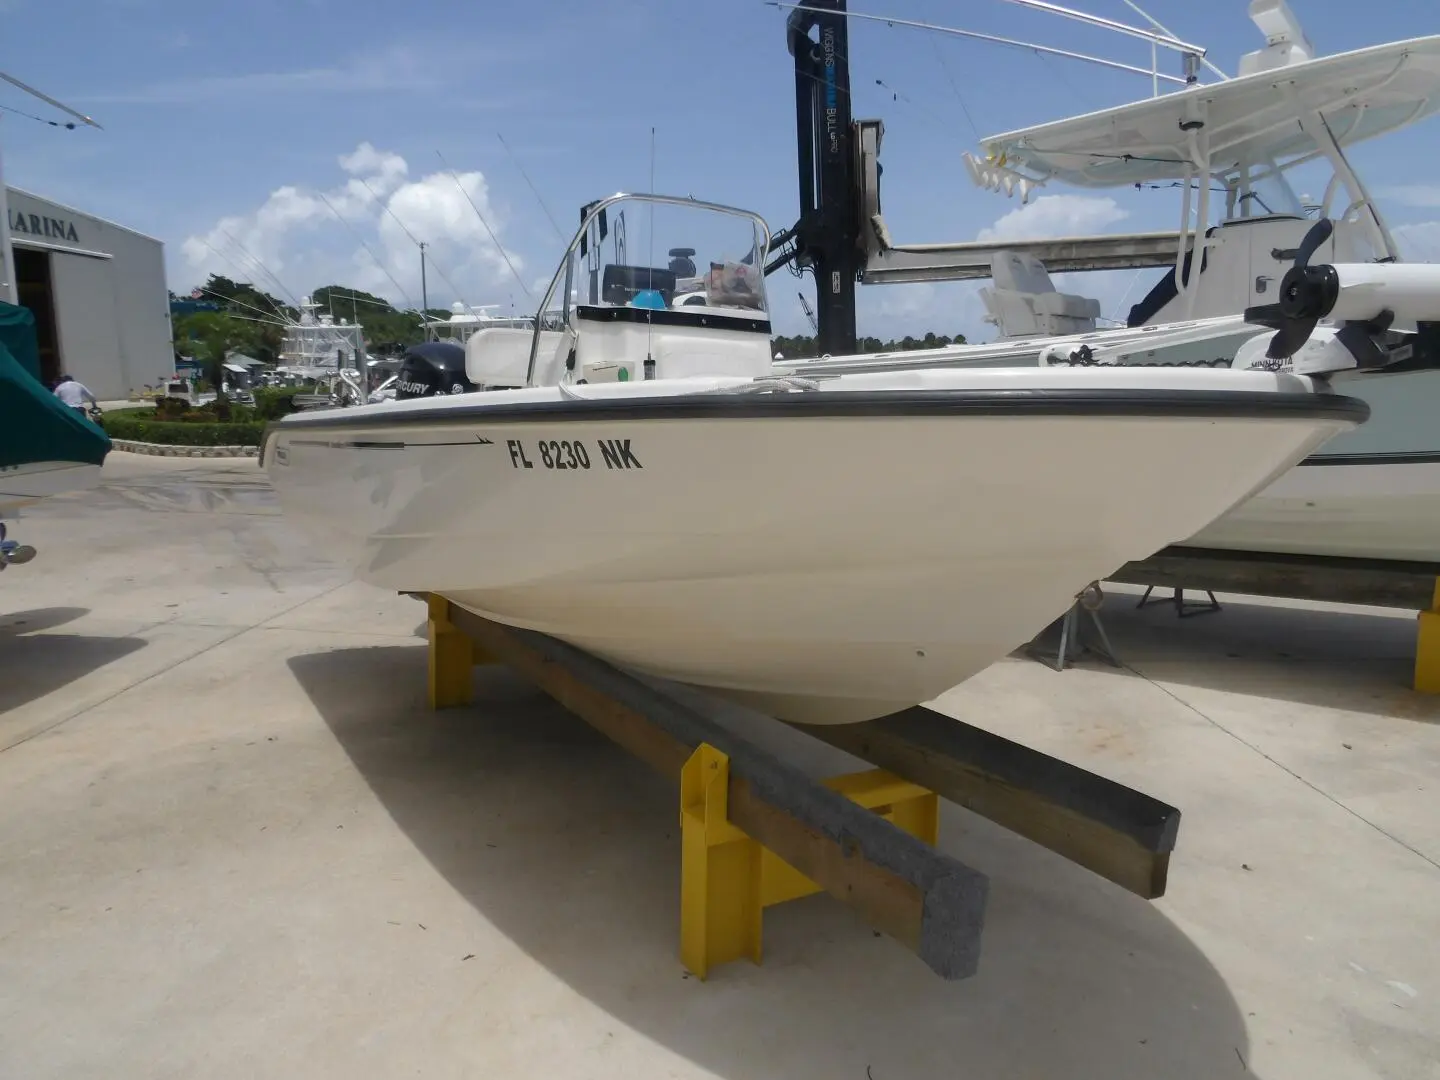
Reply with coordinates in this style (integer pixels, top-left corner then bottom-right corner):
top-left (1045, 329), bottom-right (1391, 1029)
top-left (418, 593), bottom-right (1180, 981)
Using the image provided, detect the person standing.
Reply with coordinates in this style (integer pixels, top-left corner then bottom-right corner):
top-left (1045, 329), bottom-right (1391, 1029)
top-left (52, 374), bottom-right (98, 419)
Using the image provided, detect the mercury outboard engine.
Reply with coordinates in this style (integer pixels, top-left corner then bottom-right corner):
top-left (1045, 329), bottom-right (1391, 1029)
top-left (393, 341), bottom-right (475, 399)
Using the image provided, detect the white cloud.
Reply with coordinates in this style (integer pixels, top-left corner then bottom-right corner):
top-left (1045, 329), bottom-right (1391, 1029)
top-left (1393, 220), bottom-right (1440, 260)
top-left (1378, 185), bottom-right (1440, 209)
top-left (339, 144), bottom-right (407, 191)
top-left (77, 45), bottom-right (440, 105)
top-left (976, 194), bottom-right (1128, 243)
top-left (179, 142), bottom-right (524, 312)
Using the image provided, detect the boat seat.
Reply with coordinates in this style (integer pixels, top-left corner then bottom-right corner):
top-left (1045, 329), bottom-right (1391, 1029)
top-left (979, 250), bottom-right (1101, 338)
top-left (602, 264), bottom-right (678, 307)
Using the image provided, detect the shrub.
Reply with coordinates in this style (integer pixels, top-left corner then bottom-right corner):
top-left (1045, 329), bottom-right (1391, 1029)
top-left (252, 386), bottom-right (309, 421)
top-left (152, 395), bottom-right (192, 421)
top-left (100, 407), bottom-right (265, 447)
top-left (147, 398), bottom-right (258, 423)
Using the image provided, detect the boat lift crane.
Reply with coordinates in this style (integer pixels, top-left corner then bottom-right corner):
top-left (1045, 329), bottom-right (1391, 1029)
top-left (765, 0), bottom-right (863, 355)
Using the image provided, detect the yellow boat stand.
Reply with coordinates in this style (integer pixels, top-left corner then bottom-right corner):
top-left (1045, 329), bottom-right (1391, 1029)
top-left (679, 743), bottom-right (937, 980)
top-left (417, 594), bottom-right (1183, 983)
top-left (426, 594), bottom-right (491, 710)
top-left (1416, 581), bottom-right (1440, 695)
top-left (425, 594), bottom-right (945, 980)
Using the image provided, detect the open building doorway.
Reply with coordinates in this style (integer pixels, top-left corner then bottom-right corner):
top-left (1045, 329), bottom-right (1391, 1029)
top-left (13, 246), bottom-right (61, 387)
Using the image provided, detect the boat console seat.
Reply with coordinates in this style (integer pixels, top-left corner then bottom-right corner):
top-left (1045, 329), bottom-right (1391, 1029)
top-left (979, 250), bottom-right (1101, 338)
top-left (602, 264), bottom-right (678, 307)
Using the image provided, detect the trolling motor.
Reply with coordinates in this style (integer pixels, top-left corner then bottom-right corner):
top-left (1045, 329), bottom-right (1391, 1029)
top-left (1238, 217), bottom-right (1440, 376)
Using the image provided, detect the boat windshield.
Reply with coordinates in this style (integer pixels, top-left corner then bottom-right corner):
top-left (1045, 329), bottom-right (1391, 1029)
top-left (554, 195), bottom-right (770, 322)
top-left (1228, 159), bottom-right (1306, 220)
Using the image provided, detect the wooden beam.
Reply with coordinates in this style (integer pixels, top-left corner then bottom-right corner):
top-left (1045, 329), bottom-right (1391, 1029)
top-left (441, 601), bottom-right (991, 980)
top-left (796, 706), bottom-right (1180, 899)
top-left (1112, 546), bottom-right (1440, 611)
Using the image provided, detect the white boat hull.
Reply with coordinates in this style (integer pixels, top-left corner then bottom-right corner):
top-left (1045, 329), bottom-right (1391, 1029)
top-left (1189, 368), bottom-right (1440, 562)
top-left (264, 369), bottom-right (1363, 724)
top-left (1188, 456), bottom-right (1440, 562)
top-left (795, 338), bottom-right (1440, 564)
top-left (0, 461), bottom-right (103, 511)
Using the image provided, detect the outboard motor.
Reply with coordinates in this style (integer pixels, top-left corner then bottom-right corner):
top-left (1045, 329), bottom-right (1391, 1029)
top-left (393, 341), bottom-right (475, 399)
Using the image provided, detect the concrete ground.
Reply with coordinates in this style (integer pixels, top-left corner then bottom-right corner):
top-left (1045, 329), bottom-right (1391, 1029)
top-left (1, 452), bottom-right (1437, 1080)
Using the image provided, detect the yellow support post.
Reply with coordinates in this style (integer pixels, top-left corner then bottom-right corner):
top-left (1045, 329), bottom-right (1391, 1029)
top-left (678, 743), bottom-right (939, 980)
top-left (679, 744), bottom-right (761, 979)
top-left (426, 594), bottom-right (499, 709)
top-left (1416, 579), bottom-right (1440, 694)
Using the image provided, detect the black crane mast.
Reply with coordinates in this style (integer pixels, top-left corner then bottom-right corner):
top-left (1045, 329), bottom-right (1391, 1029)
top-left (767, 0), bottom-right (861, 356)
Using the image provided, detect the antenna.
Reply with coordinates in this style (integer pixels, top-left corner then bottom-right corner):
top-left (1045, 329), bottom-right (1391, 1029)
top-left (496, 133), bottom-right (565, 242)
top-left (644, 126), bottom-right (656, 381)
top-left (353, 174), bottom-right (472, 312)
top-left (1118, 0), bottom-right (1229, 81)
top-left (0, 71), bottom-right (102, 130)
top-left (0, 70), bottom-right (101, 304)
top-left (215, 226), bottom-right (302, 310)
top-left (766, 3), bottom-right (1195, 87)
top-left (191, 281), bottom-right (299, 327)
top-left (186, 237), bottom-right (302, 325)
top-left (314, 189), bottom-right (420, 312)
top-left (434, 149), bottom-right (533, 303)
top-left (990, 0), bottom-right (1203, 56)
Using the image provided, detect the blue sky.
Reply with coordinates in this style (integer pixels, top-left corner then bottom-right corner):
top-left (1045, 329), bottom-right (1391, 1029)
top-left (4, 0), bottom-right (1440, 340)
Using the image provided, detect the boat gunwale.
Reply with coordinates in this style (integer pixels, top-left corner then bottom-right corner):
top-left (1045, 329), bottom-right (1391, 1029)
top-left (266, 388), bottom-right (1370, 431)
top-left (256, 387), bottom-right (1369, 465)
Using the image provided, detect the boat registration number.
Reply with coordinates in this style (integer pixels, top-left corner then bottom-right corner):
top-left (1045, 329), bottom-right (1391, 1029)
top-left (506, 438), bottom-right (643, 471)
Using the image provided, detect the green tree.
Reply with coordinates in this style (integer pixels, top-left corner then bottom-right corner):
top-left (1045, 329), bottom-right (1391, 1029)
top-left (770, 330), bottom-right (968, 358)
top-left (195, 275), bottom-right (294, 322)
top-left (178, 276), bottom-right (289, 367)
top-left (172, 311), bottom-right (266, 416)
top-left (310, 284), bottom-right (427, 354)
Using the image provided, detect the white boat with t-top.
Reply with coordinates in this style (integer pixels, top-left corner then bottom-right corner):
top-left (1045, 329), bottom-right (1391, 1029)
top-left (263, 193), bottom-right (1367, 725)
top-left (779, 4), bottom-right (1440, 563)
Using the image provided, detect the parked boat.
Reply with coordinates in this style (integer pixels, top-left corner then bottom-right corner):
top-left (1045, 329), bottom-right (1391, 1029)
top-left (277, 296), bottom-right (367, 380)
top-left (421, 302), bottom-right (554, 346)
top-left (263, 193), bottom-right (1367, 725)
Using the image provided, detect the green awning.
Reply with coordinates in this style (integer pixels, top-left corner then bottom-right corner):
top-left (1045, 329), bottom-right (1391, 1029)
top-left (0, 300), bottom-right (111, 470)
top-left (0, 297), bottom-right (42, 382)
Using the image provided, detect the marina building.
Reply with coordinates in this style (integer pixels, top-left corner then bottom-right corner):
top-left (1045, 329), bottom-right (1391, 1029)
top-left (4, 186), bottom-right (173, 398)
